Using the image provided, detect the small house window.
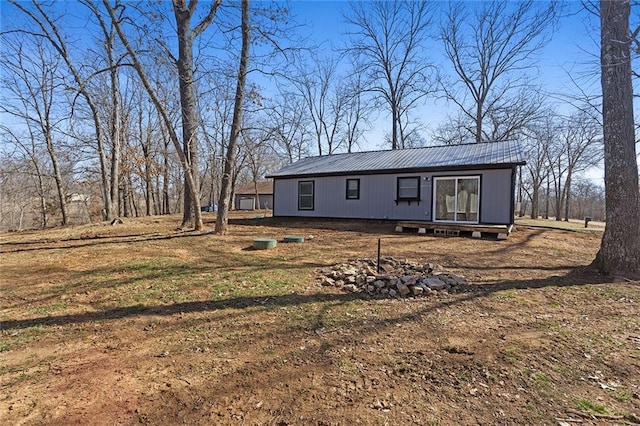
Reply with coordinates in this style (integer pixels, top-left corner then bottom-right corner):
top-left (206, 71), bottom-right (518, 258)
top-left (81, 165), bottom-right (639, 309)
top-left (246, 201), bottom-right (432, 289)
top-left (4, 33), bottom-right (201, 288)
top-left (346, 179), bottom-right (360, 199)
top-left (298, 181), bottom-right (314, 210)
top-left (397, 177), bottom-right (420, 201)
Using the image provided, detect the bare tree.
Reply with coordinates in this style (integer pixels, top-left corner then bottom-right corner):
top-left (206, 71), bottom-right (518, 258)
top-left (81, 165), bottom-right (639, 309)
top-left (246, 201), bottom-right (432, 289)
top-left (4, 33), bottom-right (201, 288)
top-left (390, 113), bottom-right (428, 149)
top-left (265, 91), bottom-right (311, 163)
top-left (432, 113), bottom-right (474, 145)
top-left (241, 127), bottom-right (278, 209)
top-left (286, 52), bottom-right (343, 155)
top-left (173, 0), bottom-right (221, 229)
top-left (545, 124), bottom-right (568, 221)
top-left (7, 0), bottom-right (116, 221)
top-left (539, 109), bottom-right (602, 222)
top-left (595, 0), bottom-right (640, 277)
top-left (344, 0), bottom-right (434, 149)
top-left (215, 0), bottom-right (250, 234)
top-left (0, 126), bottom-right (49, 228)
top-left (198, 74), bottom-right (234, 210)
top-left (104, 0), bottom-right (223, 231)
top-left (440, 0), bottom-right (558, 143)
top-left (0, 156), bottom-right (43, 231)
top-left (342, 61), bottom-right (373, 153)
top-left (559, 110), bottom-right (603, 221)
top-left (82, 0), bottom-right (123, 220)
top-left (571, 178), bottom-right (605, 222)
top-left (522, 109), bottom-right (603, 222)
top-left (151, 69), bottom-right (182, 216)
top-left (521, 113), bottom-right (556, 219)
top-left (137, 96), bottom-right (160, 216)
top-left (0, 38), bottom-right (69, 225)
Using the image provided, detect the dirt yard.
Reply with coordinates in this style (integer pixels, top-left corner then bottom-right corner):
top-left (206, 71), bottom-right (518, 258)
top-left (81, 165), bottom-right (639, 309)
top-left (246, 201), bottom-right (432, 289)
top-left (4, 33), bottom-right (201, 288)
top-left (1, 213), bottom-right (639, 425)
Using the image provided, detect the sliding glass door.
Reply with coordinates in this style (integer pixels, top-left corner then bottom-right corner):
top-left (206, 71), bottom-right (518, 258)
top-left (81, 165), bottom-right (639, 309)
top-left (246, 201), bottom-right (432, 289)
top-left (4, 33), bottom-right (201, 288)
top-left (433, 176), bottom-right (480, 223)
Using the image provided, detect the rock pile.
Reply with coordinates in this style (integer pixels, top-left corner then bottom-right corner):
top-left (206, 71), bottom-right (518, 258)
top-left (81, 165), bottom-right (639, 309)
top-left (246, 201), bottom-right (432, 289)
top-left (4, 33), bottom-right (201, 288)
top-left (318, 256), bottom-right (466, 297)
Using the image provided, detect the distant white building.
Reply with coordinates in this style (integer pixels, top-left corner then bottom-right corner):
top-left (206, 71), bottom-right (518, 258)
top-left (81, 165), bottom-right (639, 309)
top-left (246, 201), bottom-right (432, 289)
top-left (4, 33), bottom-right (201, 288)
top-left (234, 181), bottom-right (273, 210)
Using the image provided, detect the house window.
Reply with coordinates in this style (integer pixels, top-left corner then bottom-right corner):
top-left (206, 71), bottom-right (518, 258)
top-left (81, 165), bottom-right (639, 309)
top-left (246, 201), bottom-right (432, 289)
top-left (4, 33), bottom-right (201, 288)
top-left (397, 177), bottom-right (420, 201)
top-left (346, 179), bottom-right (360, 199)
top-left (298, 181), bottom-right (314, 210)
top-left (433, 176), bottom-right (480, 223)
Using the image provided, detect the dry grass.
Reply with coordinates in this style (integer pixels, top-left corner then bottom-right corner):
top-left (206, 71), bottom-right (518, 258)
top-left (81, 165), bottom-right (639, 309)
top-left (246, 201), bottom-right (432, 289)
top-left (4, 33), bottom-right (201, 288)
top-left (515, 216), bottom-right (605, 233)
top-left (1, 213), bottom-right (639, 425)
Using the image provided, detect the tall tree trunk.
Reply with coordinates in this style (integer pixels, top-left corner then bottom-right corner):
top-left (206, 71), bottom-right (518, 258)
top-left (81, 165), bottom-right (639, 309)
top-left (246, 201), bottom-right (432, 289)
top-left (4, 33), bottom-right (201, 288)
top-left (216, 0), bottom-right (250, 234)
top-left (79, 0), bottom-right (122, 221)
top-left (45, 134), bottom-right (68, 225)
top-left (108, 76), bottom-right (120, 220)
top-left (554, 168), bottom-right (563, 221)
top-left (122, 180), bottom-right (130, 217)
top-left (530, 186), bottom-right (539, 219)
top-left (129, 172), bottom-right (139, 217)
top-left (162, 146), bottom-right (171, 215)
top-left (564, 174), bottom-right (572, 222)
top-left (159, 118), bottom-right (171, 215)
top-left (391, 103), bottom-right (399, 150)
top-left (105, 0), bottom-right (222, 230)
top-left (144, 158), bottom-right (152, 216)
top-left (316, 133), bottom-right (322, 156)
top-left (104, 20), bottom-right (120, 221)
top-left (253, 180), bottom-right (261, 210)
top-left (174, 2), bottom-right (203, 230)
top-left (595, 0), bottom-right (640, 276)
top-left (518, 166), bottom-right (524, 217)
top-left (139, 109), bottom-right (153, 216)
top-left (475, 102), bottom-right (483, 143)
top-left (544, 174), bottom-right (550, 219)
top-left (37, 177), bottom-right (47, 228)
top-left (230, 165), bottom-right (240, 211)
top-left (96, 126), bottom-right (111, 220)
top-left (30, 153), bottom-right (48, 227)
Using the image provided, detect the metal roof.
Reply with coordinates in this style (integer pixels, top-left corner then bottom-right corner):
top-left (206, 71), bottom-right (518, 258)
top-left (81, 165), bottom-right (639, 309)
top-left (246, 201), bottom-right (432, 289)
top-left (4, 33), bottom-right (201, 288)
top-left (235, 181), bottom-right (273, 195)
top-left (267, 140), bottom-right (526, 178)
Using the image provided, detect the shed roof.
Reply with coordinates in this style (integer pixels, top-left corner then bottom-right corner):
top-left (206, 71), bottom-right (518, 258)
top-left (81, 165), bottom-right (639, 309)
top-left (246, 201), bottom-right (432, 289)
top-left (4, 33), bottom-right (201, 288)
top-left (235, 180), bottom-right (273, 195)
top-left (267, 140), bottom-right (526, 178)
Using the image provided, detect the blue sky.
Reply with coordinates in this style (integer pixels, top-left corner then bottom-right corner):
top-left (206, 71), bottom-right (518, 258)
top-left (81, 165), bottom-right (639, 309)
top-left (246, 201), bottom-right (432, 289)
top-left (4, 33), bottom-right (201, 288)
top-left (286, 0), bottom-right (600, 96)
top-left (280, 1), bottom-right (601, 143)
top-left (0, 0), bottom-right (608, 180)
top-left (0, 0), bottom-right (602, 125)
top-left (276, 1), bottom-right (605, 183)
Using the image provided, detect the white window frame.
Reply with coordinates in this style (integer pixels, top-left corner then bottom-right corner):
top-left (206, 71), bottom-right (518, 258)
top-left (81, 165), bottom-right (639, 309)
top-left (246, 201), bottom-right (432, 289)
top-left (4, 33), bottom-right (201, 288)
top-left (298, 181), bottom-right (314, 210)
top-left (432, 176), bottom-right (480, 223)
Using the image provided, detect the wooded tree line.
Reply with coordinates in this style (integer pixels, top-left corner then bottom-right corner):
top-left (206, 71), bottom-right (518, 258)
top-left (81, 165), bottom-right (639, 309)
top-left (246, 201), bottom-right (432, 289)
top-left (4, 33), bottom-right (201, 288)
top-left (519, 109), bottom-right (604, 221)
top-left (0, 1), bottom-right (597, 229)
top-left (0, 1), bottom-right (637, 274)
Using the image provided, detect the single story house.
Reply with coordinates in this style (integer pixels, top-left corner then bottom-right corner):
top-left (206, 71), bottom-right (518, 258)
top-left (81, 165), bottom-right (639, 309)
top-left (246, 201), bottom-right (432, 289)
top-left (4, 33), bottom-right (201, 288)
top-left (234, 180), bottom-right (273, 210)
top-left (266, 140), bottom-right (525, 226)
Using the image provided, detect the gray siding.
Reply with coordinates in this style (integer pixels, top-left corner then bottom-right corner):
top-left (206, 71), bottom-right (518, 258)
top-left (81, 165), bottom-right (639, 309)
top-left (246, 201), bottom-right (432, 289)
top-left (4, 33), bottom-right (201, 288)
top-left (274, 168), bottom-right (516, 224)
top-left (479, 169), bottom-right (514, 224)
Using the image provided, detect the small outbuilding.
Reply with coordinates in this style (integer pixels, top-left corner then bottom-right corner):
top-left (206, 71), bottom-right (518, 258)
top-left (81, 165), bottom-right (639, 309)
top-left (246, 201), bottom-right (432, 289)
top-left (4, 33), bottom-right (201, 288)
top-left (266, 141), bottom-right (525, 228)
top-left (234, 180), bottom-right (273, 210)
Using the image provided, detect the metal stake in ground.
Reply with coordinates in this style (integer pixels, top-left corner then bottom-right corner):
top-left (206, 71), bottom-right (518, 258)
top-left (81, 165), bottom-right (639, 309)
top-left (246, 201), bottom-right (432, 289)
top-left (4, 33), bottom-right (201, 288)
top-left (377, 238), bottom-right (381, 274)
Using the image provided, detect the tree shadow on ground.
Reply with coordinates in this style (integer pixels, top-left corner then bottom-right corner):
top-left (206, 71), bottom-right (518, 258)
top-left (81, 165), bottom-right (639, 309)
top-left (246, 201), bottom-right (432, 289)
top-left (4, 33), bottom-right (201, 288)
top-left (460, 263), bottom-right (613, 292)
top-left (0, 264), bottom-right (620, 332)
top-left (228, 217), bottom-right (398, 235)
top-left (0, 229), bottom-right (214, 253)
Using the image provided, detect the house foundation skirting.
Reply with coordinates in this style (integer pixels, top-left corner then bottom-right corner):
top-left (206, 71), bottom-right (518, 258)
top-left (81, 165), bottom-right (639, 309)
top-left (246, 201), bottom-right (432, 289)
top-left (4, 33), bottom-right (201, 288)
top-left (395, 221), bottom-right (513, 239)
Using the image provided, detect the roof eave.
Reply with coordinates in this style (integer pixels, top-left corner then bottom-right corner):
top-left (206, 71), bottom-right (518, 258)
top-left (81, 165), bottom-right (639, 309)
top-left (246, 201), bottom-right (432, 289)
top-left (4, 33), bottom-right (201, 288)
top-left (267, 162), bottom-right (525, 179)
